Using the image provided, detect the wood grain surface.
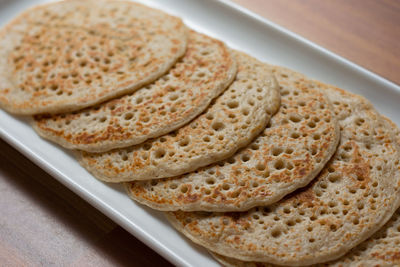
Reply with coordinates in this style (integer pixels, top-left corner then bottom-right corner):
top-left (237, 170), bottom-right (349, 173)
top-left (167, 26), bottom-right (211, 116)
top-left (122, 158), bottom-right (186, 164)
top-left (232, 0), bottom-right (400, 85)
top-left (0, 1), bottom-right (399, 266)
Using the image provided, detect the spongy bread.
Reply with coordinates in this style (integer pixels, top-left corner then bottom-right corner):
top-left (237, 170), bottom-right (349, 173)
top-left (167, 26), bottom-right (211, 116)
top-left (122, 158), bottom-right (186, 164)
top-left (33, 31), bottom-right (236, 152)
top-left (0, 0), bottom-right (187, 114)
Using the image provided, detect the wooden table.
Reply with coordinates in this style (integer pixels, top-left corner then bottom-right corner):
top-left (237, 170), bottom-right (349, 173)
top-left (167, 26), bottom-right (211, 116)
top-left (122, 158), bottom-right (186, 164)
top-left (1, 1), bottom-right (399, 266)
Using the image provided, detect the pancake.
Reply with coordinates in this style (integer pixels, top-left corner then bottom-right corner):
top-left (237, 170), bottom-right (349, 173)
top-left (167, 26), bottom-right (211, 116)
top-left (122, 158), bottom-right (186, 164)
top-left (211, 150), bottom-right (400, 266)
top-left (166, 85), bottom-right (400, 266)
top-left (126, 66), bottom-right (339, 211)
top-left (32, 31), bottom-right (236, 152)
top-left (0, 0), bottom-right (187, 114)
top-left (77, 52), bottom-right (280, 182)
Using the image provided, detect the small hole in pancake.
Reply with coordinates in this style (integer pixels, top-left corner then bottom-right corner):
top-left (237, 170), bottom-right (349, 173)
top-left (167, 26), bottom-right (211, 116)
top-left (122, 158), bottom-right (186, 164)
top-left (287, 162), bottom-right (294, 170)
top-left (196, 72), bottom-right (205, 78)
top-left (328, 174), bottom-right (340, 183)
top-left (355, 118), bottom-right (365, 126)
top-left (289, 115), bottom-right (301, 123)
top-left (283, 207), bottom-right (291, 214)
top-left (222, 184), bottom-right (230, 190)
top-left (272, 147), bottom-right (283, 156)
top-left (250, 144), bottom-right (259, 150)
top-left (231, 191), bottom-right (240, 198)
top-left (180, 186), bottom-right (188, 193)
top-left (241, 154), bottom-right (250, 162)
top-left (178, 138), bottom-right (190, 147)
top-left (298, 101), bottom-right (306, 106)
top-left (286, 220), bottom-right (295, 227)
top-left (169, 94), bottom-right (179, 101)
top-left (274, 159), bottom-right (285, 170)
top-left (291, 132), bottom-right (300, 139)
top-left (280, 89), bottom-right (289, 96)
top-left (344, 145), bottom-right (352, 152)
top-left (320, 182), bottom-right (327, 189)
top-left (154, 148), bottom-right (166, 159)
top-left (143, 143), bottom-right (152, 151)
top-left (169, 183), bottom-right (178, 189)
top-left (206, 178), bottom-right (215, 185)
top-left (271, 229), bottom-right (281, 238)
top-left (227, 157), bottom-right (236, 164)
top-left (227, 101), bottom-right (239, 109)
top-left (285, 148), bottom-right (294, 154)
top-left (256, 163), bottom-right (266, 171)
top-left (328, 201), bottom-right (337, 208)
top-left (124, 113), bottom-right (133, 120)
top-left (136, 97), bottom-right (143, 104)
top-left (212, 122), bottom-right (224, 131)
top-left (308, 121), bottom-right (316, 128)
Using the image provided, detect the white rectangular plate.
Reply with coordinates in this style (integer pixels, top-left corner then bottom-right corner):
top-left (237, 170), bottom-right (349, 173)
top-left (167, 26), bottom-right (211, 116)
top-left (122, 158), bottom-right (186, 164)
top-left (1, 0), bottom-right (399, 266)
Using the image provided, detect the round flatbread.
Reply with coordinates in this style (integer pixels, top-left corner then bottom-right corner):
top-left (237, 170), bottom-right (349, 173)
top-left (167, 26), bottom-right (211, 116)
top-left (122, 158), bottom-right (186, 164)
top-left (0, 0), bottom-right (187, 114)
top-left (210, 117), bottom-right (400, 267)
top-left (326, 185), bottom-right (400, 266)
top-left (77, 52), bottom-right (280, 182)
top-left (32, 31), bottom-right (236, 152)
top-left (166, 85), bottom-right (400, 266)
top-left (126, 66), bottom-right (340, 211)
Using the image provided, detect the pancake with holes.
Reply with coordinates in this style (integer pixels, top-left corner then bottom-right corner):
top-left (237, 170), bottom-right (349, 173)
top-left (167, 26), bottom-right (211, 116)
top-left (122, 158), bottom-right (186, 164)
top-left (126, 66), bottom-right (340, 212)
top-left (32, 31), bottom-right (236, 152)
top-left (325, 157), bottom-right (400, 266)
top-left (76, 52), bottom-right (280, 182)
top-left (211, 145), bottom-right (400, 267)
top-left (206, 117), bottom-right (400, 267)
top-left (0, 0), bottom-right (187, 114)
top-left (165, 84), bottom-right (400, 266)
top-left (211, 200), bottom-right (400, 267)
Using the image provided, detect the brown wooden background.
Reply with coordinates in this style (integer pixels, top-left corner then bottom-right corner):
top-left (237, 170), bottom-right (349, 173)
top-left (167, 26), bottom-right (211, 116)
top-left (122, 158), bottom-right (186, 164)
top-left (1, 1), bottom-right (399, 266)
top-left (232, 0), bottom-right (400, 85)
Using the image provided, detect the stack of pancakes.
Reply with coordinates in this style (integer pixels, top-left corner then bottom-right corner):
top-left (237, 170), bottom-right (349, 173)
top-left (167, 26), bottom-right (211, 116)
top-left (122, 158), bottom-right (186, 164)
top-left (1, 1), bottom-right (399, 266)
